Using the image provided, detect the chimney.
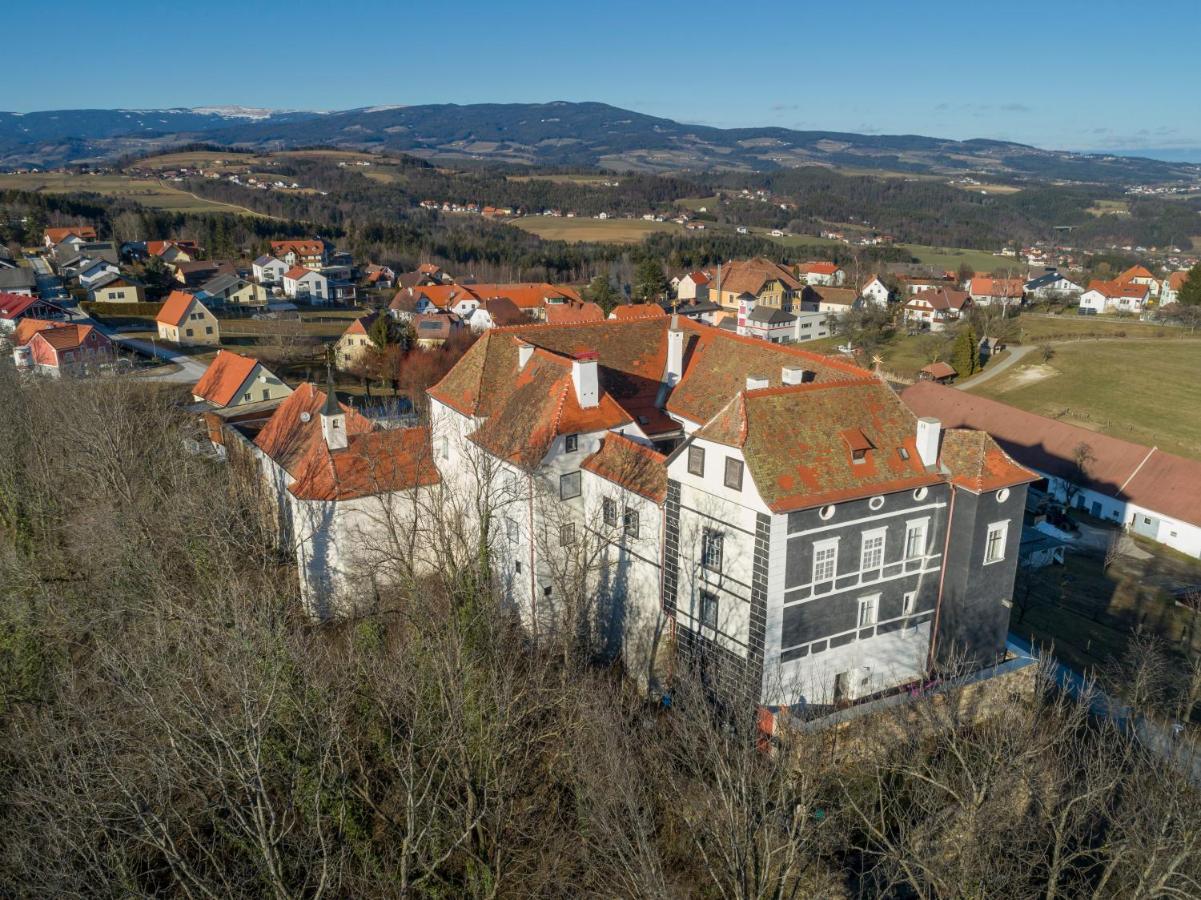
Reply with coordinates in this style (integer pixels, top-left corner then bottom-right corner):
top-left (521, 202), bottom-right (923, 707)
top-left (916, 417), bottom-right (941, 468)
top-left (572, 349), bottom-right (599, 408)
top-left (666, 320), bottom-right (685, 385)
top-left (746, 374), bottom-right (769, 391)
top-left (781, 365), bottom-right (813, 385)
top-left (517, 340), bottom-right (534, 370)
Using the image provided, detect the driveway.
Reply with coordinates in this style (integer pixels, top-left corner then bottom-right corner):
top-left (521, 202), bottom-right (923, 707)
top-left (109, 335), bottom-right (209, 383)
top-left (955, 344), bottom-right (1035, 390)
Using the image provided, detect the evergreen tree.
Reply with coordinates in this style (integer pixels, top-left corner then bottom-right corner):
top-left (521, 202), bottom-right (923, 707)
top-left (950, 325), bottom-right (979, 377)
top-left (1177, 263), bottom-right (1201, 307)
top-left (632, 258), bottom-right (667, 302)
top-left (368, 313), bottom-right (393, 350)
top-left (583, 274), bottom-right (620, 316)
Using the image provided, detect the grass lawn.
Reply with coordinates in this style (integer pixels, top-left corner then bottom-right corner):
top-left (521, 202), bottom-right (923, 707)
top-left (508, 216), bottom-right (684, 243)
top-left (897, 243), bottom-right (1014, 274)
top-left (1012, 536), bottom-right (1201, 679)
top-left (969, 339), bottom-right (1201, 459)
top-left (507, 173), bottom-right (619, 186)
top-left (0, 173), bottom-right (264, 215)
top-left (1016, 313), bottom-right (1181, 342)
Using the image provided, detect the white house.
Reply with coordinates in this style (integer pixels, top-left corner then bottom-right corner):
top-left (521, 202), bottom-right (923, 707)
top-left (1078, 280), bottom-right (1149, 315)
top-left (76, 259), bottom-right (120, 290)
top-left (253, 255), bottom-right (289, 284)
top-left (1024, 271), bottom-right (1082, 300)
top-left (797, 262), bottom-right (845, 287)
top-left (282, 266), bottom-right (329, 303)
top-left (674, 270), bottom-right (710, 301)
top-left (859, 275), bottom-right (891, 308)
top-left (1161, 271), bottom-right (1189, 305)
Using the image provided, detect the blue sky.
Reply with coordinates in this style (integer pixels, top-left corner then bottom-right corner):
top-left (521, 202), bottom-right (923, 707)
top-left (7, 0), bottom-right (1200, 157)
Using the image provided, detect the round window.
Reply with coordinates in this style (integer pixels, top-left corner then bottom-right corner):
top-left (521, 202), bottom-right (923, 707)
top-left (997, 488), bottom-right (1010, 503)
top-left (869, 496), bottom-right (884, 511)
top-left (913, 487), bottom-right (929, 501)
top-left (819, 504), bottom-right (836, 521)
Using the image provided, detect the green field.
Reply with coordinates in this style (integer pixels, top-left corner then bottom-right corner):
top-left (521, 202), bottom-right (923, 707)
top-left (508, 216), bottom-right (684, 243)
top-left (969, 339), bottom-right (1201, 459)
top-left (0, 173), bottom-right (265, 215)
top-left (897, 243), bottom-right (1015, 274)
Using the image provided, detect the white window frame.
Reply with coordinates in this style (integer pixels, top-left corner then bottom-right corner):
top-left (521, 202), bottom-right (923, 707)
top-left (904, 518), bottom-right (929, 560)
top-left (984, 520), bottom-right (1009, 565)
top-left (857, 594), bottom-right (879, 629)
top-left (812, 537), bottom-right (839, 583)
top-left (860, 527), bottom-right (887, 572)
top-left (902, 590), bottom-right (917, 616)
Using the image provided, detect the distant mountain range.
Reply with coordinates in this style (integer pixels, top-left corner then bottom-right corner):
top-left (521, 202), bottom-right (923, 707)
top-left (2, 101), bottom-right (1198, 185)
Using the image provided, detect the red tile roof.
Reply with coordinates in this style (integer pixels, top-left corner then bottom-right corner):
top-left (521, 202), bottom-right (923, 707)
top-left (544, 300), bottom-right (604, 325)
top-left (271, 239), bottom-right (325, 258)
top-left (156, 290), bottom-right (200, 326)
top-left (716, 258), bottom-right (802, 296)
top-left (0, 294), bottom-right (40, 320)
top-left (193, 350), bottom-right (260, 407)
top-left (921, 361), bottom-right (957, 380)
top-left (45, 226), bottom-right (96, 244)
top-left (34, 324), bottom-right (102, 353)
top-left (937, 429), bottom-right (1035, 493)
top-left (284, 265), bottom-right (317, 281)
top-left (904, 287), bottom-right (971, 311)
top-left (581, 432), bottom-right (668, 503)
top-left (1167, 270), bottom-right (1189, 291)
top-left (11, 318), bottom-right (67, 346)
top-left (799, 261), bottom-right (839, 276)
top-left (901, 382), bottom-right (1201, 526)
top-left (683, 270), bottom-right (710, 285)
top-left (696, 380), bottom-right (943, 512)
top-left (1116, 265), bottom-right (1156, 284)
top-left (468, 348), bottom-right (632, 470)
top-left (969, 276), bottom-right (1023, 298)
top-left (1086, 279), bottom-right (1148, 300)
top-left (610, 304), bottom-right (666, 320)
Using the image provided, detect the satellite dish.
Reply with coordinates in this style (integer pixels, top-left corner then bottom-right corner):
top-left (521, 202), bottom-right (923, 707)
top-left (300, 412), bottom-right (311, 423)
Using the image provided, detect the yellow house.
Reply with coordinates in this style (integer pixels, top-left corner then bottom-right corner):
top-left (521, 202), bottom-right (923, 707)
top-left (334, 313), bottom-right (380, 371)
top-left (200, 273), bottom-right (268, 308)
top-left (89, 277), bottom-right (145, 304)
top-left (156, 290), bottom-right (220, 346)
top-left (710, 258), bottom-right (803, 312)
top-left (192, 350), bottom-right (293, 409)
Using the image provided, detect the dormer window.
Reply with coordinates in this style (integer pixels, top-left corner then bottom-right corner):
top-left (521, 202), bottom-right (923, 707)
top-left (841, 428), bottom-right (875, 464)
top-left (564, 434), bottom-right (578, 453)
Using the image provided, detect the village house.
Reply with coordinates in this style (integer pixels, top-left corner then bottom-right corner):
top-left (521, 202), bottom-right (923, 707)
top-left (173, 260), bottom-right (226, 288)
top-left (252, 255), bottom-right (289, 285)
top-left (389, 282), bottom-right (582, 323)
top-left (12, 321), bottom-right (114, 377)
top-left (198, 273), bottom-right (268, 308)
top-left (967, 276), bottom-right (1024, 307)
top-left (0, 293), bottom-right (68, 333)
top-left (1078, 280), bottom-right (1150, 315)
top-left (795, 261), bottom-right (846, 287)
top-left (904, 382), bottom-right (1201, 559)
top-left (193, 350), bottom-right (292, 410)
top-left (222, 316), bottom-right (1034, 721)
top-left (859, 275), bottom-right (891, 308)
top-left (363, 264), bottom-right (396, 289)
top-left (1160, 270), bottom-right (1189, 305)
top-left (0, 267), bottom-right (37, 297)
top-left (413, 313), bottom-right (461, 348)
top-left (271, 239), bottom-right (328, 270)
top-left (43, 226), bottom-right (97, 248)
top-left (147, 240), bottom-right (200, 265)
top-left (281, 266), bottom-right (329, 303)
top-left (76, 259), bottom-right (121, 290)
top-left (1024, 270), bottom-right (1083, 300)
top-left (903, 287), bottom-right (972, 331)
top-left (544, 300), bottom-right (605, 326)
top-left (1115, 264), bottom-right (1160, 297)
top-left (333, 313), bottom-right (380, 371)
top-left (469, 297), bottom-right (526, 332)
top-left (156, 291), bottom-right (220, 346)
top-left (801, 286), bottom-right (860, 317)
top-left (88, 275), bottom-right (145, 304)
top-left (710, 258), bottom-right (803, 314)
top-left (673, 270), bottom-right (711, 302)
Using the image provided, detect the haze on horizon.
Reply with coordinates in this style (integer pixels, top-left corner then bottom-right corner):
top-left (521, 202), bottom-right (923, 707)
top-left (6, 0), bottom-right (1199, 162)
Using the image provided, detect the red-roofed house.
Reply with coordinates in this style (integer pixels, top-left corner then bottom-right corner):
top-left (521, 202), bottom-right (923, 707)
top-left (270, 239), bottom-right (328, 269)
top-left (903, 287), bottom-right (971, 330)
top-left (1079, 279), bottom-right (1150, 315)
top-left (156, 291), bottom-right (220, 345)
top-left (968, 276), bottom-right (1024, 307)
top-left (18, 323), bottom-right (113, 377)
top-left (193, 350), bottom-right (292, 410)
top-left (673, 270), bottom-right (710, 301)
top-left (1115, 265), bottom-right (1159, 296)
top-left (543, 299), bottom-right (604, 326)
top-left (1161, 270), bottom-right (1190, 305)
top-left (43, 226), bottom-right (97, 247)
top-left (795, 261), bottom-right (846, 287)
top-left (333, 313), bottom-right (379, 371)
top-left (281, 266), bottom-right (329, 303)
top-left (0, 294), bottom-right (69, 333)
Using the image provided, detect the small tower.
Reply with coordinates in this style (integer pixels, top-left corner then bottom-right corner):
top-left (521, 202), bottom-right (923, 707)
top-left (320, 370), bottom-right (347, 451)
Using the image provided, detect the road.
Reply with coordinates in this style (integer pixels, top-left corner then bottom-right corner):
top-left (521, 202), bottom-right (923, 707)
top-left (955, 344), bottom-right (1035, 390)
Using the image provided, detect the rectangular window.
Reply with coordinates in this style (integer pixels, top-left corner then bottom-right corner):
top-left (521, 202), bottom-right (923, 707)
top-left (559, 471), bottom-right (581, 500)
top-left (623, 510), bottom-right (639, 539)
top-left (903, 591), bottom-right (917, 616)
top-left (858, 594), bottom-right (879, 629)
top-left (439, 437), bottom-right (449, 460)
top-left (701, 529), bottom-right (724, 572)
top-left (185, 328), bottom-right (193, 337)
top-left (242, 392), bottom-right (251, 401)
top-left (985, 521), bottom-right (1008, 564)
top-left (262, 390), bottom-right (270, 401)
top-left (506, 518), bottom-right (518, 543)
top-left (724, 457), bottom-right (743, 490)
top-left (205, 326), bottom-right (213, 335)
top-left (813, 539), bottom-right (838, 582)
top-left (603, 497), bottom-right (617, 527)
top-left (560, 523), bottom-right (575, 547)
top-left (904, 519), bottom-right (928, 560)
top-left (687, 444), bottom-right (705, 477)
top-left (861, 529), bottom-right (886, 571)
top-left (564, 434), bottom-right (578, 453)
top-left (699, 590), bottom-right (718, 630)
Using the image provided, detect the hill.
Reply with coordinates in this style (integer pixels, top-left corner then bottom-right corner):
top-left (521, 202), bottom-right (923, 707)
top-left (2, 101), bottom-right (1198, 185)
